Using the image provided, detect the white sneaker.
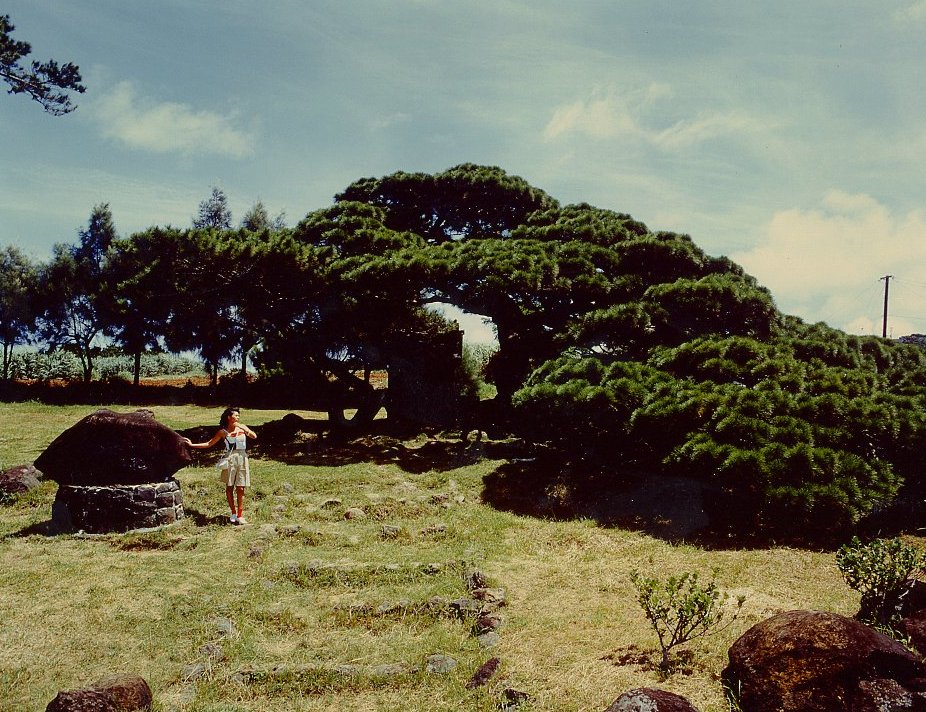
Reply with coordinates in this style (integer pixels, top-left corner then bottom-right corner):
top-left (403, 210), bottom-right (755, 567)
top-left (229, 514), bottom-right (238, 524)
top-left (236, 516), bottom-right (248, 525)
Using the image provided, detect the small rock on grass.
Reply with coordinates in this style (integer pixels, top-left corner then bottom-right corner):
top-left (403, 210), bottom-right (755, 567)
top-left (603, 688), bottom-right (701, 711)
top-left (501, 688), bottom-right (533, 710)
top-left (425, 654), bottom-right (458, 674)
top-left (478, 631), bottom-right (501, 648)
top-left (466, 657), bottom-right (501, 689)
top-left (212, 617), bottom-right (237, 638)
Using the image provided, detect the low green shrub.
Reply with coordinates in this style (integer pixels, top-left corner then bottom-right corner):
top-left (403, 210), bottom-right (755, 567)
top-left (836, 536), bottom-right (926, 625)
top-left (9, 351), bottom-right (81, 381)
top-left (630, 569), bottom-right (744, 673)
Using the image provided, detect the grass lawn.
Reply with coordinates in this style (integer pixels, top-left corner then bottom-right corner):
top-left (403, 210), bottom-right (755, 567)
top-left (0, 403), bottom-right (863, 711)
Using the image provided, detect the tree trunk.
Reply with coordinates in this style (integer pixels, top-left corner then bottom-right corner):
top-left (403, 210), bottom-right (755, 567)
top-left (2, 341), bottom-right (10, 381)
top-left (82, 351), bottom-right (93, 384)
top-left (133, 350), bottom-right (142, 387)
top-left (241, 346), bottom-right (248, 378)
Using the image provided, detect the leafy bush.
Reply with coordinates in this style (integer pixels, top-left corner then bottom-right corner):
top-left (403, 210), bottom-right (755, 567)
top-left (9, 350), bottom-right (203, 383)
top-left (630, 569), bottom-right (744, 673)
top-left (462, 342), bottom-right (497, 399)
top-left (836, 536), bottom-right (926, 625)
top-left (9, 351), bottom-right (81, 381)
top-left (95, 353), bottom-right (204, 380)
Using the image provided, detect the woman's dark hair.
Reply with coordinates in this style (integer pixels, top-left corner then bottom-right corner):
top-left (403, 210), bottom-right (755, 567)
top-left (220, 407), bottom-right (239, 430)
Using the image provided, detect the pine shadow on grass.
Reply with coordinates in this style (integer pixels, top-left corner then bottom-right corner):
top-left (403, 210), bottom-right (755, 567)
top-left (479, 458), bottom-right (845, 551)
top-left (256, 418), bottom-right (490, 475)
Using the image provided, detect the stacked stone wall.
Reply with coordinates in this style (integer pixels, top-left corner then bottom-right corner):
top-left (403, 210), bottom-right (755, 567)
top-left (52, 479), bottom-right (184, 533)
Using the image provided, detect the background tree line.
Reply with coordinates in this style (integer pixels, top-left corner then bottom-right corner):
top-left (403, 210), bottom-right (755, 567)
top-left (4, 164), bottom-right (926, 541)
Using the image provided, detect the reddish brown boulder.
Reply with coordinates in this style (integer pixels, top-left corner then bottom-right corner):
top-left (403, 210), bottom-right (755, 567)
top-left (899, 608), bottom-right (926, 658)
top-left (603, 688), bottom-right (700, 711)
top-left (46, 674), bottom-right (152, 711)
top-left (35, 409), bottom-right (192, 486)
top-left (0, 463), bottom-right (41, 496)
top-left (723, 609), bottom-right (926, 712)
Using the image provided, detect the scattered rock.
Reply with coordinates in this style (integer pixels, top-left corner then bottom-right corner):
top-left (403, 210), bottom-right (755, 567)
top-left (381, 524), bottom-right (402, 539)
top-left (198, 642), bottom-right (224, 661)
top-left (501, 687), bottom-right (532, 709)
top-left (477, 631), bottom-right (501, 648)
top-left (420, 523), bottom-right (447, 536)
top-left (369, 663), bottom-right (410, 677)
top-left (450, 598), bottom-right (483, 618)
top-left (466, 657), bottom-right (501, 689)
top-left (0, 463), bottom-right (41, 497)
top-left (425, 654), bottom-right (458, 674)
top-left (375, 599), bottom-right (413, 615)
top-left (475, 613), bottom-right (504, 634)
top-left (333, 663), bottom-right (362, 676)
top-left (473, 587), bottom-right (506, 608)
top-left (466, 569), bottom-right (489, 590)
top-left (211, 617), bottom-right (237, 638)
top-left (46, 674), bottom-right (152, 712)
top-left (603, 687), bottom-right (701, 711)
top-left (180, 662), bottom-right (209, 681)
top-left (320, 498), bottom-right (342, 509)
top-left (344, 507), bottom-right (367, 520)
top-left (723, 609), bottom-right (926, 712)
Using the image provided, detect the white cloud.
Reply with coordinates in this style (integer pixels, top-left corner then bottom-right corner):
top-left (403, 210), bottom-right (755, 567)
top-left (543, 85), bottom-right (768, 150)
top-left (653, 113), bottom-right (768, 149)
top-left (543, 94), bottom-right (637, 141)
top-left (734, 191), bottom-right (926, 334)
top-left (893, 1), bottom-right (926, 22)
top-left (92, 81), bottom-right (255, 158)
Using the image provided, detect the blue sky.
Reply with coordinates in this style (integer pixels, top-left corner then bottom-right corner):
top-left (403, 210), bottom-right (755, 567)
top-left (4, 0), bottom-right (926, 340)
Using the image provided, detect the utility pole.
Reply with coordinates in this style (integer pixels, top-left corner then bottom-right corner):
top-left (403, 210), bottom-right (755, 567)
top-left (881, 274), bottom-right (892, 338)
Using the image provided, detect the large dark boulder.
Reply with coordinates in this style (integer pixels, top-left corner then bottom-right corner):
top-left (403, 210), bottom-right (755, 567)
top-left (35, 409), bottom-right (192, 486)
top-left (603, 688), bottom-right (700, 711)
top-left (723, 609), bottom-right (926, 712)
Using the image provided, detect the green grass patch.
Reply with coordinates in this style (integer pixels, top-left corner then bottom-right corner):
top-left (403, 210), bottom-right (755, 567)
top-left (0, 401), bottom-right (873, 711)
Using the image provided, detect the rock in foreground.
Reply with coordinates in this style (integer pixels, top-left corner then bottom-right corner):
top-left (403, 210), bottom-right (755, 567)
top-left (46, 674), bottom-right (152, 711)
top-left (603, 688), bottom-right (700, 711)
top-left (723, 609), bottom-right (926, 711)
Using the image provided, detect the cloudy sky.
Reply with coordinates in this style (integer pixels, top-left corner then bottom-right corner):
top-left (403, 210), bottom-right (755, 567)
top-left (4, 1), bottom-right (926, 339)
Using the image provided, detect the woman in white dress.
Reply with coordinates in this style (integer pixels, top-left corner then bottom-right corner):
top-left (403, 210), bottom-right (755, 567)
top-left (184, 407), bottom-right (257, 524)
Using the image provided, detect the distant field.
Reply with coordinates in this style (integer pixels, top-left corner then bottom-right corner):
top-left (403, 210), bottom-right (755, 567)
top-left (0, 402), bottom-right (865, 711)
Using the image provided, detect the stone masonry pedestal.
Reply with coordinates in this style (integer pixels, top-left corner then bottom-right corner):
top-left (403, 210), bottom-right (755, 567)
top-left (52, 478), bottom-right (185, 533)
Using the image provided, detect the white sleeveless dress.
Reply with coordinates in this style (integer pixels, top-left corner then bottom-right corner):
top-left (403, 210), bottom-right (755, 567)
top-left (223, 432), bottom-right (251, 487)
